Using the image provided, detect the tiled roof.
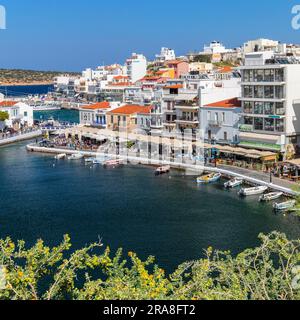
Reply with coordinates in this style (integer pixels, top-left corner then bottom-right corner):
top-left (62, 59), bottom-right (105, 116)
top-left (109, 105), bottom-right (152, 115)
top-left (164, 84), bottom-right (183, 89)
top-left (205, 98), bottom-right (241, 108)
top-left (81, 101), bottom-right (110, 110)
top-left (0, 101), bottom-right (18, 107)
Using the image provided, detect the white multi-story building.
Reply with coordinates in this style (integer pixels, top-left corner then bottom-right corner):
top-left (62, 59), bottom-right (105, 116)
top-left (54, 76), bottom-right (76, 96)
top-left (126, 53), bottom-right (147, 83)
top-left (243, 39), bottom-right (286, 55)
top-left (0, 101), bottom-right (34, 130)
top-left (204, 41), bottom-right (230, 55)
top-left (239, 52), bottom-right (300, 156)
top-left (155, 47), bottom-right (176, 62)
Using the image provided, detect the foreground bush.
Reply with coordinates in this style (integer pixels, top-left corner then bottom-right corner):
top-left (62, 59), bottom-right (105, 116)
top-left (0, 232), bottom-right (299, 300)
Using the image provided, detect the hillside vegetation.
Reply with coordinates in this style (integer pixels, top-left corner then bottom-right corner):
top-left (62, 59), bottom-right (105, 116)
top-left (0, 69), bottom-right (80, 86)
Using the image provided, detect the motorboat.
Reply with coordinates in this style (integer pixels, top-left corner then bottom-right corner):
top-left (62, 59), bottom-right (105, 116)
top-left (103, 159), bottom-right (124, 167)
top-left (54, 153), bottom-right (67, 160)
top-left (197, 173), bottom-right (222, 184)
top-left (155, 166), bottom-right (171, 176)
top-left (68, 153), bottom-right (84, 161)
top-left (273, 200), bottom-right (296, 211)
top-left (259, 192), bottom-right (283, 202)
top-left (238, 186), bottom-right (268, 196)
top-left (224, 178), bottom-right (243, 189)
top-left (85, 157), bottom-right (95, 163)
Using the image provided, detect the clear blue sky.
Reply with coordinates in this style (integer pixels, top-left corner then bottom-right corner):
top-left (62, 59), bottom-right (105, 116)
top-left (0, 0), bottom-right (299, 71)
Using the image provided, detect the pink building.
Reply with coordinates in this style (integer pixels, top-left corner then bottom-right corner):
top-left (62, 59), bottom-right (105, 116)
top-left (165, 60), bottom-right (189, 78)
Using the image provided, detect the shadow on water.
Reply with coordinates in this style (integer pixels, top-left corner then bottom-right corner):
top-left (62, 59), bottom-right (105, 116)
top-left (0, 142), bottom-right (300, 273)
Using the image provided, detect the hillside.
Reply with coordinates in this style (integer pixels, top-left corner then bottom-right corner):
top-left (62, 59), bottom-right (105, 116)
top-left (0, 69), bottom-right (80, 86)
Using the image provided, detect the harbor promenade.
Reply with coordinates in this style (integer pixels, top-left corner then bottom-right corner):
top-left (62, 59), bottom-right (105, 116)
top-left (26, 143), bottom-right (298, 196)
top-left (0, 129), bottom-right (42, 146)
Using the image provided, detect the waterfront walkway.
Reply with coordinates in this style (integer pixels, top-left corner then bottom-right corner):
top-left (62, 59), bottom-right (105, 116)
top-left (0, 129), bottom-right (42, 146)
top-left (26, 143), bottom-right (298, 196)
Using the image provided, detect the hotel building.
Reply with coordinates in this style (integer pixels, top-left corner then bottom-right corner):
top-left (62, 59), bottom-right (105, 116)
top-left (240, 52), bottom-right (300, 155)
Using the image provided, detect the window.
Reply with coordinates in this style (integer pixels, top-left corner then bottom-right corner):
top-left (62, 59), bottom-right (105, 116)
top-left (264, 102), bottom-right (274, 115)
top-left (275, 86), bottom-right (284, 99)
top-left (264, 69), bottom-right (274, 82)
top-left (254, 70), bottom-right (264, 82)
top-left (224, 132), bottom-right (228, 141)
top-left (254, 102), bottom-right (264, 114)
top-left (244, 117), bottom-right (253, 125)
top-left (264, 118), bottom-right (275, 131)
top-left (243, 101), bottom-right (253, 114)
top-left (275, 69), bottom-right (284, 82)
top-left (243, 86), bottom-right (253, 98)
top-left (254, 118), bottom-right (263, 130)
top-left (24, 112), bottom-right (28, 117)
top-left (264, 86), bottom-right (274, 99)
top-left (275, 102), bottom-right (285, 115)
top-left (275, 119), bottom-right (284, 132)
top-left (208, 111), bottom-right (211, 121)
top-left (111, 115), bottom-right (114, 123)
top-left (243, 70), bottom-right (253, 82)
top-left (254, 86), bottom-right (264, 99)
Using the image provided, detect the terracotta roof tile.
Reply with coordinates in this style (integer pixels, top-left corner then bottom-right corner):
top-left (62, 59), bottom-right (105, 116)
top-left (205, 98), bottom-right (241, 108)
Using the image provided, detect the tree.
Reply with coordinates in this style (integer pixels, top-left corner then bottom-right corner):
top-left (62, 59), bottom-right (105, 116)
top-left (0, 111), bottom-right (9, 122)
top-left (0, 232), bottom-right (299, 300)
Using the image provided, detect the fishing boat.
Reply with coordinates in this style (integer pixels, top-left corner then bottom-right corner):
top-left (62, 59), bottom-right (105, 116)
top-left (103, 159), bottom-right (124, 168)
top-left (197, 173), bottom-right (222, 184)
top-left (259, 192), bottom-right (283, 202)
top-left (68, 154), bottom-right (84, 161)
top-left (224, 178), bottom-right (243, 189)
top-left (155, 166), bottom-right (171, 176)
top-left (54, 153), bottom-right (67, 160)
top-left (273, 200), bottom-right (296, 211)
top-left (85, 157), bottom-right (95, 163)
top-left (238, 186), bottom-right (268, 197)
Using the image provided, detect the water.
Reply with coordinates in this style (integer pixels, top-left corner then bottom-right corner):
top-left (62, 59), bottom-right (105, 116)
top-left (0, 141), bottom-right (300, 273)
top-left (34, 109), bottom-right (79, 124)
top-left (0, 85), bottom-right (54, 97)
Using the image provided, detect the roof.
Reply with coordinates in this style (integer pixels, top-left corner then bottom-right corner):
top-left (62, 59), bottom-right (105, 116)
top-left (0, 101), bottom-right (18, 107)
top-left (165, 60), bottom-right (187, 65)
top-left (109, 105), bottom-right (152, 115)
top-left (164, 84), bottom-right (183, 89)
top-left (218, 66), bottom-right (233, 73)
top-left (81, 101), bottom-right (110, 110)
top-left (113, 75), bottom-right (129, 80)
top-left (205, 98), bottom-right (241, 109)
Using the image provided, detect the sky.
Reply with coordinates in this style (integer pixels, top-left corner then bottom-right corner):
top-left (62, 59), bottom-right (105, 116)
top-left (0, 0), bottom-right (300, 71)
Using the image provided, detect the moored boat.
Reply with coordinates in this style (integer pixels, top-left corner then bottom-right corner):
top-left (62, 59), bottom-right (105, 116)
top-left (224, 178), bottom-right (243, 189)
top-left (85, 157), bottom-right (95, 163)
top-left (238, 186), bottom-right (268, 196)
top-left (197, 173), bottom-right (222, 184)
top-left (273, 200), bottom-right (296, 211)
top-left (103, 159), bottom-right (124, 167)
top-left (68, 154), bottom-right (84, 161)
top-left (259, 192), bottom-right (283, 202)
top-left (54, 153), bottom-right (67, 160)
top-left (155, 166), bottom-right (171, 176)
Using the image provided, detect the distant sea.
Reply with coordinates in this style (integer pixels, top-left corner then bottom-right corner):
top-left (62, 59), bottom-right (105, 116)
top-left (0, 84), bottom-right (54, 96)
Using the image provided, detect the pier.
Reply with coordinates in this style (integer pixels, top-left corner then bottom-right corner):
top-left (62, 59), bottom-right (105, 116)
top-left (0, 129), bottom-right (42, 146)
top-left (26, 143), bottom-right (298, 197)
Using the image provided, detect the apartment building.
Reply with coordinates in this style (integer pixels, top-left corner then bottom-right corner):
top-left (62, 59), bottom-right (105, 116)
top-left (239, 52), bottom-right (300, 155)
top-left (126, 53), bottom-right (147, 83)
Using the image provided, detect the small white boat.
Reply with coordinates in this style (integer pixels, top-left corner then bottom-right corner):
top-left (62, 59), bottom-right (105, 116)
top-left (85, 157), bottom-right (95, 163)
top-left (259, 192), bottom-right (283, 202)
top-left (197, 173), bottom-right (222, 184)
top-left (224, 178), bottom-right (243, 189)
top-left (103, 159), bottom-right (124, 167)
top-left (273, 200), bottom-right (296, 211)
top-left (239, 186), bottom-right (268, 196)
top-left (155, 166), bottom-right (171, 176)
top-left (54, 153), bottom-right (67, 160)
top-left (68, 154), bottom-right (84, 161)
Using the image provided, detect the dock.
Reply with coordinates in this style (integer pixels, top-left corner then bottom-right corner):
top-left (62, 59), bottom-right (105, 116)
top-left (26, 143), bottom-right (298, 197)
top-left (0, 130), bottom-right (42, 147)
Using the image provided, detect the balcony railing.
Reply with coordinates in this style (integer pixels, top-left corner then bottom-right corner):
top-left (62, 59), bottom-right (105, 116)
top-left (208, 120), bottom-right (224, 127)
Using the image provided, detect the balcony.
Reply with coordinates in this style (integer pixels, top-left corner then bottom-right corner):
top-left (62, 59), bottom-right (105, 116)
top-left (208, 120), bottom-right (224, 127)
top-left (175, 117), bottom-right (199, 124)
top-left (175, 101), bottom-right (199, 110)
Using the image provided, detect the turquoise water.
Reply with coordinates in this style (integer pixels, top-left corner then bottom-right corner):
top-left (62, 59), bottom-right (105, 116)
top-left (1, 141), bottom-right (300, 273)
top-left (34, 109), bottom-right (79, 124)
